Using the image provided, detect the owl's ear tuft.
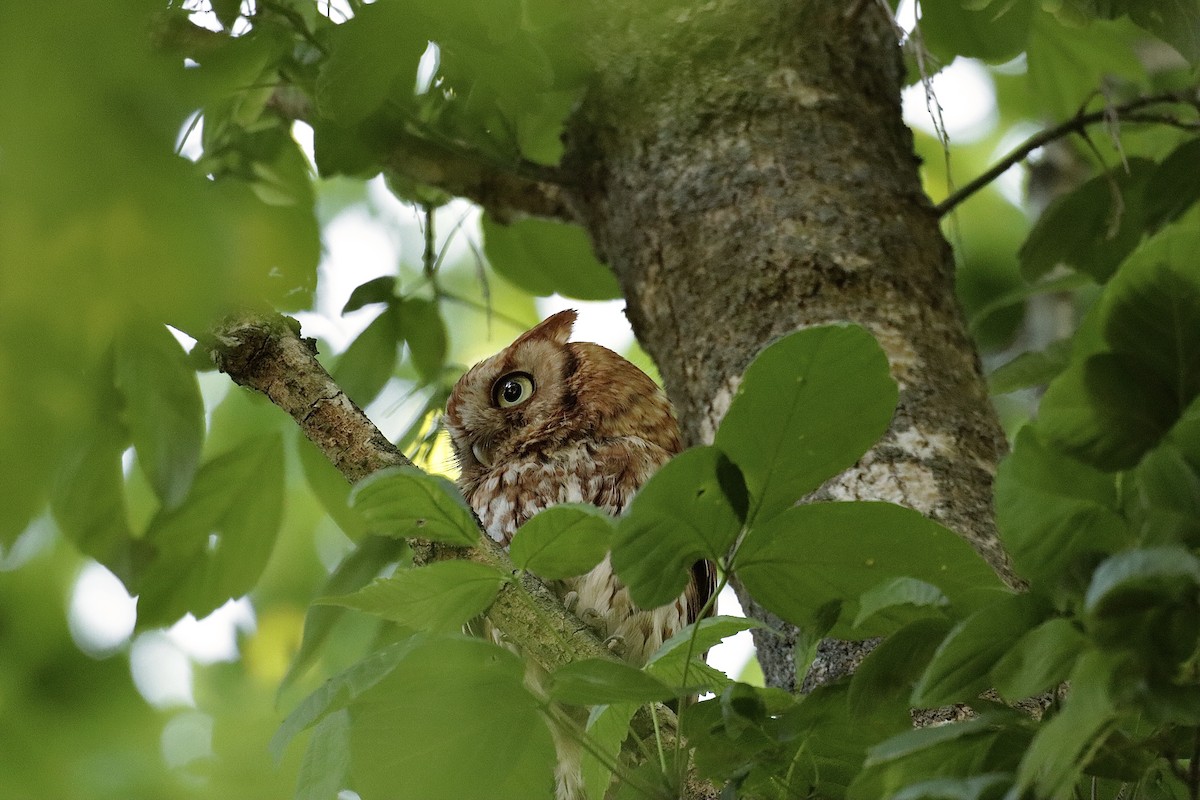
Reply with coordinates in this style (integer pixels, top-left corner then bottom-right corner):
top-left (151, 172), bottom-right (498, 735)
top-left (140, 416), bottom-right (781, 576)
top-left (516, 309), bottom-right (576, 346)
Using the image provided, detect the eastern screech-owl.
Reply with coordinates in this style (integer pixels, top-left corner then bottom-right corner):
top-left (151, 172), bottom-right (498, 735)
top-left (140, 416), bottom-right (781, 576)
top-left (445, 309), bottom-right (714, 665)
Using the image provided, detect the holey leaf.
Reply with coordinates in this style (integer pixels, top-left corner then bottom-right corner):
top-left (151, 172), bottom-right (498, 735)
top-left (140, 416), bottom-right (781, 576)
top-left (509, 504), bottom-right (613, 580)
top-left (351, 466), bottom-right (479, 545)
top-left (734, 502), bottom-right (1005, 638)
top-left (611, 446), bottom-right (745, 609)
top-left (320, 560), bottom-right (507, 633)
top-left (715, 324), bottom-right (897, 526)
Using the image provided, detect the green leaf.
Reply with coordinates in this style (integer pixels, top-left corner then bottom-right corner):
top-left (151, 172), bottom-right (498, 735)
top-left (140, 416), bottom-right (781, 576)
top-left (514, 87), bottom-right (585, 165)
top-left (911, 594), bottom-right (1045, 707)
top-left (1038, 352), bottom-right (1179, 470)
top-left (715, 324), bottom-right (898, 525)
top-left (273, 638), bottom-right (423, 760)
top-left (989, 618), bottom-right (1086, 702)
top-left (1134, 432), bottom-right (1200, 547)
top-left (314, 2), bottom-right (428, 123)
top-left (1116, 0), bottom-right (1200, 64)
top-left (644, 616), bottom-right (765, 693)
top-left (735, 502), bottom-right (1005, 637)
top-left (782, 683), bottom-right (912, 798)
top-left (1015, 651), bottom-right (1119, 799)
top-left (312, 120), bottom-right (379, 179)
top-left (1145, 140), bottom-right (1200, 227)
top-left (321, 560), bottom-right (506, 632)
top-left (850, 617), bottom-right (955, 718)
top-left (210, 0), bottom-right (241, 29)
top-left (1027, 14), bottom-right (1147, 119)
top-left (582, 702), bottom-right (639, 800)
top-left (342, 276), bottom-right (396, 314)
top-left (348, 636), bottom-right (555, 800)
top-left (646, 616), bottom-right (766, 672)
top-left (296, 432), bottom-right (366, 541)
top-left (114, 320), bottom-right (204, 509)
top-left (858, 715), bottom-right (1000, 770)
top-left (1084, 546), bottom-right (1200, 619)
top-left (850, 715), bottom-right (1028, 800)
top-left (509, 504), bottom-right (613, 580)
top-left (995, 428), bottom-right (1130, 591)
top-left (481, 215), bottom-right (622, 300)
top-left (332, 306), bottom-right (400, 407)
top-left (1018, 159), bottom-right (1155, 283)
top-left (296, 709), bottom-right (351, 800)
top-left (853, 577), bottom-right (950, 632)
top-left (50, 426), bottom-right (133, 579)
top-left (919, 0), bottom-right (1034, 63)
top-left (549, 658), bottom-right (675, 705)
top-left (351, 466), bottom-right (479, 546)
top-left (399, 297), bottom-right (448, 383)
top-left (611, 446), bottom-right (744, 608)
top-left (281, 535), bottom-right (409, 692)
top-left (987, 338), bottom-right (1073, 396)
top-left (134, 434), bottom-right (285, 627)
top-left (1101, 260), bottom-right (1200, 409)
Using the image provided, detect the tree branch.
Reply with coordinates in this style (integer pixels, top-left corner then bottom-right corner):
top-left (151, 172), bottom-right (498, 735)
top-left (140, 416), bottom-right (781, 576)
top-left (936, 89), bottom-right (1200, 217)
top-left (375, 127), bottom-right (577, 224)
top-left (261, 86), bottom-right (576, 223)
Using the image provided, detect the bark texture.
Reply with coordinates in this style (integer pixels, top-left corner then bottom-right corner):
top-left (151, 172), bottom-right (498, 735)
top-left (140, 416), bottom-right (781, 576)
top-left (561, 1), bottom-right (1015, 691)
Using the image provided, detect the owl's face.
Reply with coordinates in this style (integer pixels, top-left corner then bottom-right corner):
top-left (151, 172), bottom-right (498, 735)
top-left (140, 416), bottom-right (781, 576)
top-left (444, 310), bottom-right (680, 482)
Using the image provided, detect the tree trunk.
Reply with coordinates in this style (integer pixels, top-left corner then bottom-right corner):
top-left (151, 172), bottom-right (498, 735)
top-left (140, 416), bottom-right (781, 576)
top-left (562, 1), bottom-right (1015, 691)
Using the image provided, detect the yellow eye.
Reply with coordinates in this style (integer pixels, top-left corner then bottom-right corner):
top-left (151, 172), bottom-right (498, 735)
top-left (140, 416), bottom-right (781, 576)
top-left (494, 372), bottom-right (535, 408)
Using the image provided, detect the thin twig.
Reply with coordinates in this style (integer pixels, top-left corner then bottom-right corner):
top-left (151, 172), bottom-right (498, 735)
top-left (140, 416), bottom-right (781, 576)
top-left (935, 90), bottom-right (1200, 217)
top-left (437, 290), bottom-right (530, 333)
top-left (421, 203), bottom-right (438, 286)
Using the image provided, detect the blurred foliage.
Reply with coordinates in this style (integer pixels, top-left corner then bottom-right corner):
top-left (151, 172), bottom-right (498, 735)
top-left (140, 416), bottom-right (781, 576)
top-left (2, 0), bottom-right (1200, 798)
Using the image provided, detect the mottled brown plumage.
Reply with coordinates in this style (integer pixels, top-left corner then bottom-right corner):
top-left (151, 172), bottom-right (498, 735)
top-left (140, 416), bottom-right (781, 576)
top-left (445, 310), bottom-right (715, 798)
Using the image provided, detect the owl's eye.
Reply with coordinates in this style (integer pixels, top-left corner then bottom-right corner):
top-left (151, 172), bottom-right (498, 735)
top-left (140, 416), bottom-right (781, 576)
top-left (493, 372), bottom-right (535, 408)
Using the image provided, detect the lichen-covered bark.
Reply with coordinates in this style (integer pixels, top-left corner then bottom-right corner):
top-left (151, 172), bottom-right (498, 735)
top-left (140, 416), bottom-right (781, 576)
top-left (563, 1), bottom-right (1014, 691)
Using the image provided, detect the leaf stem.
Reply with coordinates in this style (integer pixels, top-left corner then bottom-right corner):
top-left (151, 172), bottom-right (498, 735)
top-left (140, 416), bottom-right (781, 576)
top-left (651, 704), bottom-right (669, 776)
top-left (543, 703), bottom-right (669, 800)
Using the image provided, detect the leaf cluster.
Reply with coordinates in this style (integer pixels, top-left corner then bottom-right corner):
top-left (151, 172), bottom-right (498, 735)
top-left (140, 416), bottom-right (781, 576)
top-left (271, 322), bottom-right (1070, 799)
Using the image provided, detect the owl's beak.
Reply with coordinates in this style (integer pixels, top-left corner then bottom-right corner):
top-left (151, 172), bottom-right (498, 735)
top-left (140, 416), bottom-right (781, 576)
top-left (471, 441), bottom-right (493, 468)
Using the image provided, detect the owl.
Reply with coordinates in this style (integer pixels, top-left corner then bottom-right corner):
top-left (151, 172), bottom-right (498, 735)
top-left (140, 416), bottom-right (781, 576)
top-left (444, 309), bottom-right (716, 795)
top-left (445, 309), bottom-right (714, 660)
